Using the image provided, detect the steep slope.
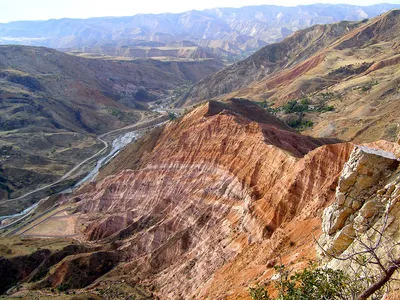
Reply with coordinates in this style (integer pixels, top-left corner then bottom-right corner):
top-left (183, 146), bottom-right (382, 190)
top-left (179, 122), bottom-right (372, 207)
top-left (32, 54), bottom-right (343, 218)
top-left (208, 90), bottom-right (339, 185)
top-left (182, 10), bottom-right (400, 144)
top-left (2, 8), bottom-right (400, 300)
top-left (5, 99), bottom-right (357, 299)
top-left (0, 45), bottom-right (223, 201)
top-left (4, 99), bottom-right (400, 299)
top-left (180, 19), bottom-right (362, 105)
top-left (0, 4), bottom-right (398, 62)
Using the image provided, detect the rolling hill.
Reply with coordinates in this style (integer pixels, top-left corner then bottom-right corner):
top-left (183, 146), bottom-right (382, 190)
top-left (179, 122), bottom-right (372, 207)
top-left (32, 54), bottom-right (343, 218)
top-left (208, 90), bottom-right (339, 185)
top-left (181, 9), bottom-right (400, 144)
top-left (0, 45), bottom-right (222, 201)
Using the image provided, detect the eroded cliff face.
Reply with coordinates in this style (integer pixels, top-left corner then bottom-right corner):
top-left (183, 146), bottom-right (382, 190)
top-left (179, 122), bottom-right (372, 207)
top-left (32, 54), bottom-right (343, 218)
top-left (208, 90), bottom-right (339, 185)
top-left (318, 144), bottom-right (400, 289)
top-left (9, 98), bottom-right (400, 299)
top-left (318, 146), bottom-right (400, 257)
top-left (58, 99), bottom-right (356, 299)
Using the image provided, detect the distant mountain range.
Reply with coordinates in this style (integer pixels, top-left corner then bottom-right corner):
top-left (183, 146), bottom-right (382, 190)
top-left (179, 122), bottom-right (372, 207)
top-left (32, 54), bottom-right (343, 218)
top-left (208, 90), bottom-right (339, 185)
top-left (0, 4), bottom-right (399, 62)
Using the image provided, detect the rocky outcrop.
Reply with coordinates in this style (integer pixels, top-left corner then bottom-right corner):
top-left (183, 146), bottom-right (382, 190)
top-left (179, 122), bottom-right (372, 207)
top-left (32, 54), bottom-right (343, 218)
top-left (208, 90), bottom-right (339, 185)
top-left (318, 145), bottom-right (399, 257)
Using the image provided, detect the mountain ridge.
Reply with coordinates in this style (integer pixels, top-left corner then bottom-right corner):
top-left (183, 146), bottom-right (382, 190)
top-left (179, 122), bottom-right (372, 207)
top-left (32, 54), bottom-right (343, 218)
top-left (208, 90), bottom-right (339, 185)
top-left (181, 9), bottom-right (400, 143)
top-left (1, 4), bottom-right (399, 62)
top-left (37, 99), bottom-right (348, 298)
top-left (1, 7), bottom-right (400, 300)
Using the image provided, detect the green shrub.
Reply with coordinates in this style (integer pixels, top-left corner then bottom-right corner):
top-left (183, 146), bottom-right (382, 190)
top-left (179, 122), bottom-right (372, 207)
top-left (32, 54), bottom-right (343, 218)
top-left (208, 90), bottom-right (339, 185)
top-left (287, 119), bottom-right (313, 130)
top-left (169, 112), bottom-right (177, 121)
top-left (258, 101), bottom-right (269, 109)
top-left (249, 263), bottom-right (359, 300)
top-left (56, 283), bottom-right (70, 292)
top-left (249, 285), bottom-right (271, 300)
top-left (282, 100), bottom-right (310, 114)
top-left (7, 74), bottom-right (42, 91)
top-left (253, 100), bottom-right (278, 114)
top-left (299, 98), bottom-right (310, 106)
top-left (355, 79), bottom-right (379, 93)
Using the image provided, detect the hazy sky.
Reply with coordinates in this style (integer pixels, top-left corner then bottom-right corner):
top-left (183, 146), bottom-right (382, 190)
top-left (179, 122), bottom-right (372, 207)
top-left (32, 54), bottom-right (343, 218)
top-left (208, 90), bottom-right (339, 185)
top-left (1, 0), bottom-right (400, 23)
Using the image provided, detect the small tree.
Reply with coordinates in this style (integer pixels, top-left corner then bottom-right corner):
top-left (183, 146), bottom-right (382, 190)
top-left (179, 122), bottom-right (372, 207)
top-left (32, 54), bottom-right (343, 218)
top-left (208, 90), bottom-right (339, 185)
top-left (168, 112), bottom-right (177, 121)
top-left (249, 263), bottom-right (358, 300)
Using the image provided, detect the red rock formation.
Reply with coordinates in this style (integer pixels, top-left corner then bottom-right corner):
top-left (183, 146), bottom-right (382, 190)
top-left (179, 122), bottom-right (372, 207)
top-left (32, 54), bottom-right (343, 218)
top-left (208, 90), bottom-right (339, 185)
top-left (63, 99), bottom-right (360, 298)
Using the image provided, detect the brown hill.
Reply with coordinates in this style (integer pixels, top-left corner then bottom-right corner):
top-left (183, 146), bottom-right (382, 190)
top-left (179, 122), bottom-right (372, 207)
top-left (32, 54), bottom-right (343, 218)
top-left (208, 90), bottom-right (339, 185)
top-left (2, 10), bottom-right (400, 300)
top-left (179, 19), bottom-right (362, 105)
top-left (0, 45), bottom-right (223, 201)
top-left (181, 10), bottom-right (400, 144)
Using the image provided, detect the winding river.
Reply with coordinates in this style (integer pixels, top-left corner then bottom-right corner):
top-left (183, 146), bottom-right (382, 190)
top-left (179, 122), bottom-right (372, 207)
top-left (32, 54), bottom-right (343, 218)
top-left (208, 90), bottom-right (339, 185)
top-left (71, 131), bottom-right (138, 188)
top-left (0, 129), bottom-right (142, 224)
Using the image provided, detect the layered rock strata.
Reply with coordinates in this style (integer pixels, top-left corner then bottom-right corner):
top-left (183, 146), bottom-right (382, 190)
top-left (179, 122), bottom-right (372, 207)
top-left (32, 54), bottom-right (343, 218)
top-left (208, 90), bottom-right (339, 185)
top-left (12, 99), bottom-right (395, 298)
top-left (65, 99), bottom-right (354, 298)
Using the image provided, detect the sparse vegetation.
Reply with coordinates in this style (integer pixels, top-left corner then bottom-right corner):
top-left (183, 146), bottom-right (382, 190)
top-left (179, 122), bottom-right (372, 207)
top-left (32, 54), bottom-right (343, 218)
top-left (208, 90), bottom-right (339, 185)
top-left (329, 62), bottom-right (373, 78)
top-left (110, 108), bottom-right (123, 118)
top-left (354, 79), bottom-right (379, 93)
top-left (56, 283), bottom-right (70, 292)
top-left (6, 74), bottom-right (42, 91)
top-left (286, 119), bottom-right (314, 130)
top-left (282, 99), bottom-right (310, 114)
top-left (249, 263), bottom-right (356, 300)
top-left (250, 99), bottom-right (318, 131)
top-left (256, 100), bottom-right (279, 114)
top-left (281, 97), bottom-right (334, 114)
top-left (169, 112), bottom-right (177, 121)
top-left (250, 284), bottom-right (271, 300)
top-left (319, 92), bottom-right (336, 100)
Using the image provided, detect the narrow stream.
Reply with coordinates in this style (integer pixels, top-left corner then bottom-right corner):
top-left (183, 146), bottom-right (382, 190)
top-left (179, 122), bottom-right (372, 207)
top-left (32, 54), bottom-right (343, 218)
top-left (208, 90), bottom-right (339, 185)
top-left (0, 203), bottom-right (38, 222)
top-left (72, 131), bottom-right (138, 188)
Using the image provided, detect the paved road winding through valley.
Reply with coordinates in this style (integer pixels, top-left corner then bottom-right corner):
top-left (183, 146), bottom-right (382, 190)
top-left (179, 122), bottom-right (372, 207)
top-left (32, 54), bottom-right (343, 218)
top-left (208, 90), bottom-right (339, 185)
top-left (0, 114), bottom-right (168, 229)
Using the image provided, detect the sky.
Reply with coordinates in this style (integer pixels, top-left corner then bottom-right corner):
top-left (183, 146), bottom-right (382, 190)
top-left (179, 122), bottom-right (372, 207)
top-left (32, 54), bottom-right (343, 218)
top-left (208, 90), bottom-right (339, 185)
top-left (1, 0), bottom-right (400, 23)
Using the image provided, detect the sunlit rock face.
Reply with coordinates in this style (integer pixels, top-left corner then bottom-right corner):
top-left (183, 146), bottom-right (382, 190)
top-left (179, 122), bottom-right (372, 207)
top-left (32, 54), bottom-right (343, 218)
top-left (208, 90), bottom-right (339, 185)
top-left (318, 145), bottom-right (400, 258)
